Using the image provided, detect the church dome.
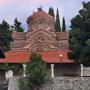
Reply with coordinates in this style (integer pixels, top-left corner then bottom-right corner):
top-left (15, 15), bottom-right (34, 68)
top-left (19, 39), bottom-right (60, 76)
top-left (27, 8), bottom-right (55, 32)
top-left (27, 8), bottom-right (54, 24)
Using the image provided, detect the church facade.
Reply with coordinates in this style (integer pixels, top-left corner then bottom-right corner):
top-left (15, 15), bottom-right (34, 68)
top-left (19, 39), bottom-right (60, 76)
top-left (11, 8), bottom-right (69, 52)
top-left (0, 8), bottom-right (82, 78)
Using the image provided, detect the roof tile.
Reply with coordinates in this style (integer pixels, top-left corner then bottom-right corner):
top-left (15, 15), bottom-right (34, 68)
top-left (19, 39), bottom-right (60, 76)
top-left (0, 50), bottom-right (74, 63)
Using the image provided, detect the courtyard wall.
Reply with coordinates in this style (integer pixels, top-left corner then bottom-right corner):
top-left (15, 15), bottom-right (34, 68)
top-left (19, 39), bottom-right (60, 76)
top-left (8, 77), bottom-right (90, 90)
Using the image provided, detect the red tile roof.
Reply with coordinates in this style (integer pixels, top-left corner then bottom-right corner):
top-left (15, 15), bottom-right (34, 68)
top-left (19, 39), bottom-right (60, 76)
top-left (0, 50), bottom-right (74, 63)
top-left (0, 52), bottom-right (30, 63)
top-left (31, 10), bottom-right (54, 18)
top-left (41, 50), bottom-right (74, 63)
top-left (27, 10), bottom-right (54, 24)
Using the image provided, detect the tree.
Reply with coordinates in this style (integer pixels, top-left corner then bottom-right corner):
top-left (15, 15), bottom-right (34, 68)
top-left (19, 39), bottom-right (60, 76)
top-left (48, 7), bottom-right (55, 17)
top-left (0, 63), bottom-right (22, 71)
top-left (69, 1), bottom-right (90, 66)
top-left (0, 20), bottom-right (12, 52)
top-left (26, 53), bottom-right (50, 89)
top-left (55, 8), bottom-right (61, 32)
top-left (62, 17), bottom-right (66, 32)
top-left (12, 18), bottom-right (24, 32)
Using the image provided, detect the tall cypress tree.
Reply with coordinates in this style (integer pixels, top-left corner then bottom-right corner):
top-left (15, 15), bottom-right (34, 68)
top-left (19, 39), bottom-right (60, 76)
top-left (55, 8), bottom-right (61, 32)
top-left (48, 7), bottom-right (55, 17)
top-left (62, 17), bottom-right (66, 32)
top-left (12, 18), bottom-right (24, 32)
top-left (0, 20), bottom-right (12, 52)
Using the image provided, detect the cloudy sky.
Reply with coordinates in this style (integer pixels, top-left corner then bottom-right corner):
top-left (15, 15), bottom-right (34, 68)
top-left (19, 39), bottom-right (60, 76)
top-left (0, 0), bottom-right (89, 30)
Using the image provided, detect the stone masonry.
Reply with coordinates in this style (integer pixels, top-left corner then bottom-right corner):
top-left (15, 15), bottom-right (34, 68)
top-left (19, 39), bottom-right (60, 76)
top-left (39, 77), bottom-right (90, 90)
top-left (9, 77), bottom-right (90, 90)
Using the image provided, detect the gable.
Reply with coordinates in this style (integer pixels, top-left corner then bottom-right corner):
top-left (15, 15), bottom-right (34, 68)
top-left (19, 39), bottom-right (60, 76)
top-left (24, 29), bottom-right (57, 51)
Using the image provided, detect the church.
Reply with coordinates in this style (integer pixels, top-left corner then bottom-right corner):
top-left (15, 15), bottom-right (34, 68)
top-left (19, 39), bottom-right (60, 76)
top-left (0, 8), bottom-right (82, 78)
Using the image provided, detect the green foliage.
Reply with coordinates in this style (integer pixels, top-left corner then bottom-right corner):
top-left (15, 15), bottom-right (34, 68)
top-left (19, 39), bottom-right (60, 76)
top-left (0, 20), bottom-right (12, 52)
top-left (48, 7), bottom-right (55, 17)
top-left (19, 78), bottom-right (30, 90)
top-left (62, 17), bottom-right (66, 32)
top-left (69, 1), bottom-right (90, 66)
top-left (55, 8), bottom-right (61, 32)
top-left (0, 63), bottom-right (9, 71)
top-left (79, 46), bottom-right (90, 66)
top-left (11, 18), bottom-right (24, 32)
top-left (86, 39), bottom-right (90, 46)
top-left (0, 63), bottom-right (22, 71)
top-left (26, 53), bottom-right (50, 87)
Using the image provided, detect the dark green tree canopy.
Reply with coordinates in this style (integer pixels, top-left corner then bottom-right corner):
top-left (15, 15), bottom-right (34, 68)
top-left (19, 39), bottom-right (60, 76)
top-left (0, 20), bottom-right (12, 52)
top-left (55, 8), bottom-right (61, 32)
top-left (62, 17), bottom-right (66, 32)
top-left (48, 7), bottom-right (55, 17)
top-left (11, 18), bottom-right (24, 32)
top-left (69, 1), bottom-right (90, 66)
top-left (26, 53), bottom-right (50, 87)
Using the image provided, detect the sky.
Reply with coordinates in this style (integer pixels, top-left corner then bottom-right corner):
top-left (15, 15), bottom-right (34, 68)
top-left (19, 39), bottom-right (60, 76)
top-left (0, 0), bottom-right (89, 30)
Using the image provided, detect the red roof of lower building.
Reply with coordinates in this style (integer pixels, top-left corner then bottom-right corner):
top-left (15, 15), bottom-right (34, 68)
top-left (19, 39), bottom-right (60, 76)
top-left (41, 50), bottom-right (74, 63)
top-left (0, 50), bottom-right (74, 63)
top-left (0, 52), bottom-right (30, 63)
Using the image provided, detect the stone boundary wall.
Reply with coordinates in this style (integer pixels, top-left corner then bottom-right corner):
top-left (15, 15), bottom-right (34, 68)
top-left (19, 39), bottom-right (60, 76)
top-left (8, 77), bottom-right (19, 90)
top-left (8, 77), bottom-right (90, 90)
top-left (83, 67), bottom-right (90, 76)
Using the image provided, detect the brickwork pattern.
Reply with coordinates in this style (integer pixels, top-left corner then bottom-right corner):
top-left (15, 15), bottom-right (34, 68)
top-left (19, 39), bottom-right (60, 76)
top-left (11, 9), bottom-right (69, 52)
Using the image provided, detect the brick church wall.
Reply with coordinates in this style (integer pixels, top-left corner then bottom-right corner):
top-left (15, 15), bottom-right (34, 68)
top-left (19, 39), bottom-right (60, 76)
top-left (10, 9), bottom-right (69, 52)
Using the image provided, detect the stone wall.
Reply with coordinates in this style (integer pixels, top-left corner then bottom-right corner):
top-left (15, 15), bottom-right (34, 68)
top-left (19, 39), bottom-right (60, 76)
top-left (39, 77), bottom-right (90, 90)
top-left (8, 77), bottom-right (90, 90)
top-left (0, 78), bottom-right (8, 90)
top-left (8, 77), bottom-right (19, 90)
top-left (83, 67), bottom-right (90, 76)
